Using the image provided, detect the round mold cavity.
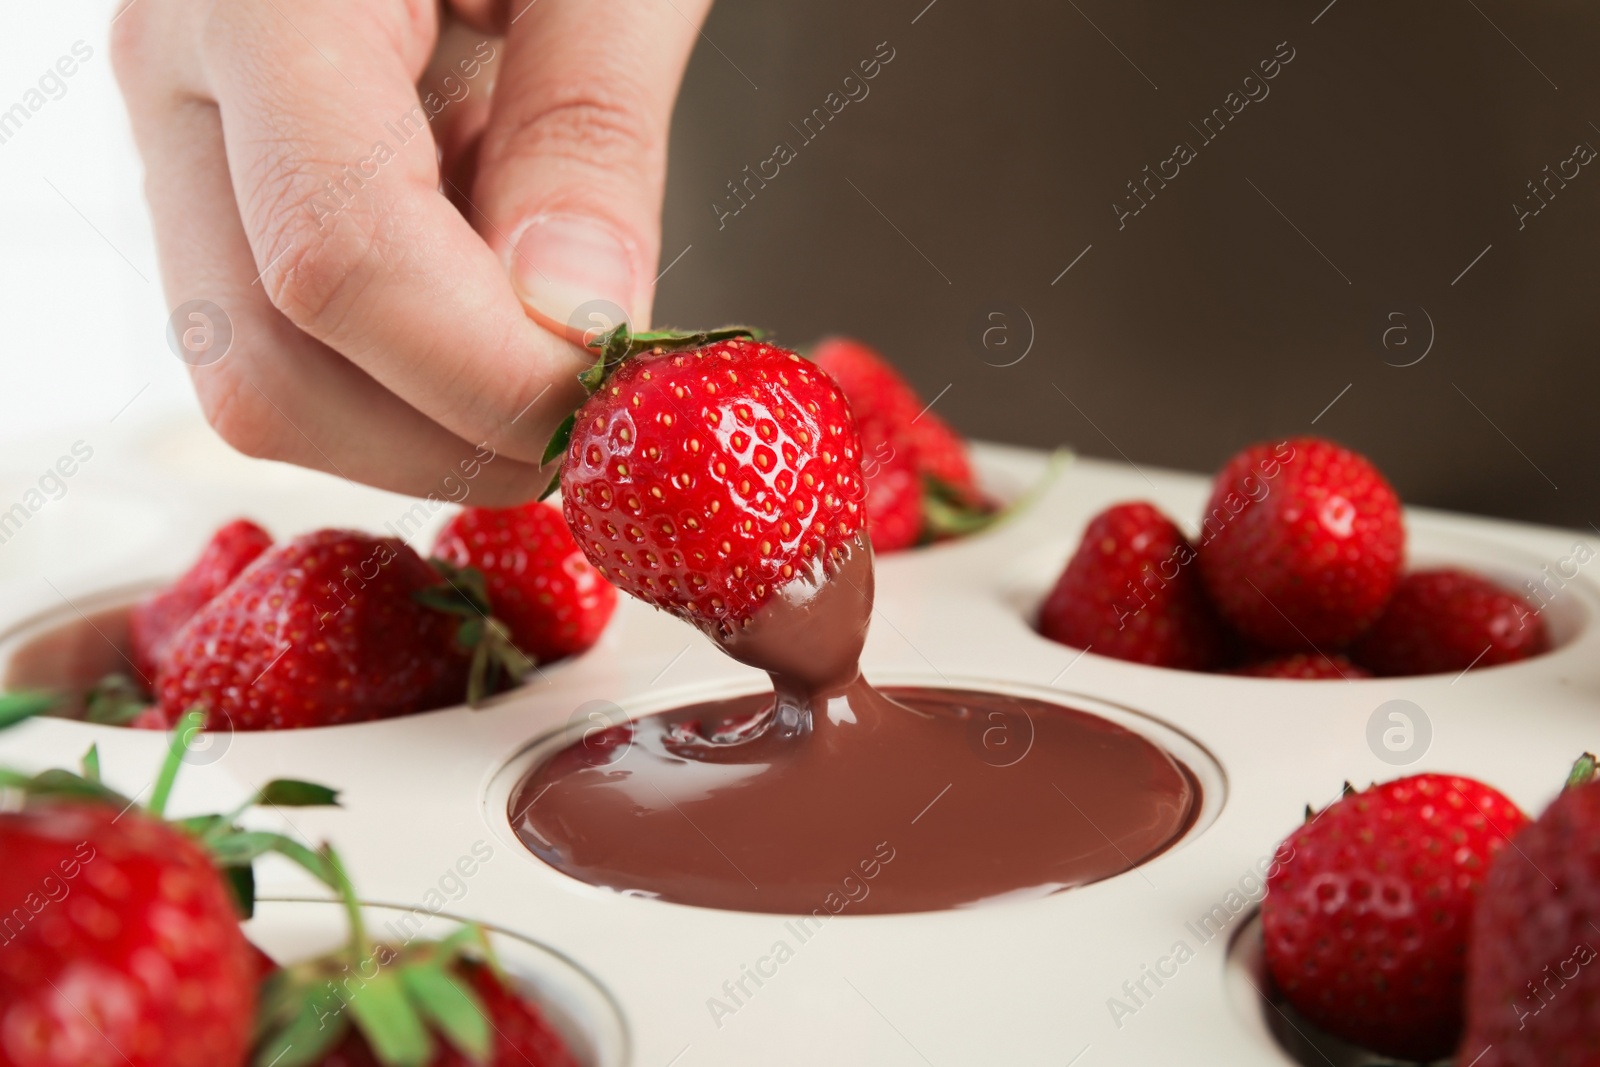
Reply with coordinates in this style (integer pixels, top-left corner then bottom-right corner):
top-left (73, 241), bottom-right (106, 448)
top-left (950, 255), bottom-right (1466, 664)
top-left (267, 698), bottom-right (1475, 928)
top-left (0, 579), bottom-right (589, 726)
top-left (0, 581), bottom-right (159, 716)
top-left (1224, 910), bottom-right (1452, 1067)
top-left (246, 898), bottom-right (628, 1067)
top-left (997, 523), bottom-right (1595, 678)
top-left (481, 672), bottom-right (1227, 913)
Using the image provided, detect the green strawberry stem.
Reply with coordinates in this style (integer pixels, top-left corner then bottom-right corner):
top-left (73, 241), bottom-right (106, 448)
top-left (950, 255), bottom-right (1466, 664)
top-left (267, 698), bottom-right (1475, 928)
top-left (538, 322), bottom-right (762, 499)
top-left (923, 447), bottom-right (1074, 543)
top-left (323, 844), bottom-right (375, 964)
top-left (256, 846), bottom-right (498, 1067)
top-left (1566, 752), bottom-right (1598, 789)
top-left (148, 708), bottom-right (204, 817)
top-left (84, 673), bottom-right (150, 725)
top-left (417, 560), bottom-right (536, 706)
top-left (0, 690), bottom-right (57, 729)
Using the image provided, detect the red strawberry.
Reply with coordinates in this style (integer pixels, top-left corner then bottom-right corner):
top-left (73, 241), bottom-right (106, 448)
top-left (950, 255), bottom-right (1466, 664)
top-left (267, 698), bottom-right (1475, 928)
top-left (155, 530), bottom-right (469, 729)
top-left (1233, 652), bottom-right (1369, 679)
top-left (558, 328), bottom-right (866, 635)
top-left (854, 412), bottom-right (924, 553)
top-left (811, 337), bottom-right (991, 546)
top-left (432, 502), bottom-right (616, 663)
top-left (304, 959), bottom-right (578, 1067)
top-left (129, 518), bottom-right (272, 683)
top-left (1263, 774), bottom-right (1528, 1061)
top-left (1198, 438), bottom-right (1404, 650)
top-left (908, 408), bottom-right (979, 495)
top-left (1037, 502), bottom-right (1229, 671)
top-left (1461, 756), bottom-right (1600, 1067)
top-left (256, 848), bottom-right (579, 1067)
top-left (0, 803), bottom-right (257, 1067)
top-left (1351, 568), bottom-right (1548, 677)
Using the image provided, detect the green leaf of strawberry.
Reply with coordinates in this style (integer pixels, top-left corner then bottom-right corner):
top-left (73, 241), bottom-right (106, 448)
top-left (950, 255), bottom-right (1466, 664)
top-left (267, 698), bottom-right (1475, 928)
top-left (255, 845), bottom-right (501, 1067)
top-left (0, 689), bottom-right (56, 728)
top-left (538, 322), bottom-right (762, 501)
top-left (418, 559), bottom-right (537, 705)
top-left (0, 707), bottom-right (340, 917)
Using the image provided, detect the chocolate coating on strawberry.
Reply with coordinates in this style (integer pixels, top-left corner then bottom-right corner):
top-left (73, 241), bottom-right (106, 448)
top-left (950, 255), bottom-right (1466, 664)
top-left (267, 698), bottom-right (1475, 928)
top-left (560, 338), bottom-right (866, 634)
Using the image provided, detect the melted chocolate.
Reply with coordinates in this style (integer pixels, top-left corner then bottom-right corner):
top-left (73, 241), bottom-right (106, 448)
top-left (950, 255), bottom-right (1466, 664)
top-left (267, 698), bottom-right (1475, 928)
top-left (510, 539), bottom-right (1199, 914)
top-left (512, 682), bottom-right (1196, 914)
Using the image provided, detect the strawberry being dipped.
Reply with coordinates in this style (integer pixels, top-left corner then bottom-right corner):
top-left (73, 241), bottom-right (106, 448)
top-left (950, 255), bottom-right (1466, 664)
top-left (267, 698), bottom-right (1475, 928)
top-left (0, 709), bottom-right (338, 1067)
top-left (129, 518), bottom-right (273, 684)
top-left (554, 326), bottom-right (867, 642)
top-left (1037, 502), bottom-right (1229, 671)
top-left (1461, 755), bottom-right (1600, 1066)
top-left (1351, 568), bottom-right (1549, 677)
top-left (811, 337), bottom-right (993, 548)
top-left (1262, 774), bottom-right (1527, 1061)
top-left (254, 848), bottom-right (578, 1067)
top-left (1198, 438), bottom-right (1404, 650)
top-left (155, 531), bottom-right (471, 730)
top-left (432, 501), bottom-right (615, 663)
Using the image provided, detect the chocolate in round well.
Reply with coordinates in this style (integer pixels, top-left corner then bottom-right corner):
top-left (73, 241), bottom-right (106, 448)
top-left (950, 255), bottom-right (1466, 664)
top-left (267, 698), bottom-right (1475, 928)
top-left (509, 686), bottom-right (1199, 915)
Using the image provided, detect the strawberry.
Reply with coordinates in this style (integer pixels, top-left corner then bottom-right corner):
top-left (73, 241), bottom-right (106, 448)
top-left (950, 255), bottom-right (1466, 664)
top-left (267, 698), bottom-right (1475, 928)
top-left (854, 412), bottom-right (924, 553)
top-left (155, 530), bottom-right (470, 730)
top-left (1198, 438), bottom-right (1404, 650)
top-left (1461, 755), bottom-right (1600, 1067)
top-left (0, 801), bottom-right (256, 1067)
top-left (129, 518), bottom-right (272, 684)
top-left (1037, 502), bottom-right (1229, 671)
top-left (432, 502), bottom-right (615, 663)
top-left (0, 708), bottom-right (338, 1067)
top-left (811, 337), bottom-right (992, 546)
top-left (255, 848), bottom-right (578, 1067)
top-left (1262, 774), bottom-right (1528, 1061)
top-left (1351, 568), bottom-right (1548, 677)
top-left (554, 326), bottom-right (867, 635)
top-left (1233, 652), bottom-right (1369, 679)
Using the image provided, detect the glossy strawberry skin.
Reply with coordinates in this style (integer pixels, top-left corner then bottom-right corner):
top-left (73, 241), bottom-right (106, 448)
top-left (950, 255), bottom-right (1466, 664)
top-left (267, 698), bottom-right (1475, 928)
top-left (433, 502), bottom-right (616, 663)
top-left (310, 960), bottom-right (579, 1067)
top-left (813, 336), bottom-right (983, 506)
top-left (1037, 502), bottom-right (1229, 671)
top-left (1198, 438), bottom-right (1404, 650)
top-left (1351, 568), bottom-right (1548, 677)
top-left (129, 519), bottom-right (272, 685)
top-left (560, 339), bottom-right (865, 633)
top-left (1263, 774), bottom-right (1527, 1061)
top-left (155, 530), bottom-right (468, 730)
top-left (0, 803), bottom-right (256, 1067)
top-left (1233, 652), bottom-right (1370, 679)
top-left (1462, 781), bottom-right (1600, 1067)
top-left (854, 413), bottom-right (923, 553)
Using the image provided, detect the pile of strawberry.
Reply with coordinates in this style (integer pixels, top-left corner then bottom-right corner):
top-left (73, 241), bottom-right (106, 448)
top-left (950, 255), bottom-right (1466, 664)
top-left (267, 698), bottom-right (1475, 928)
top-left (0, 699), bottom-right (580, 1067)
top-left (811, 338), bottom-right (995, 551)
top-left (1262, 757), bottom-right (1600, 1065)
top-left (115, 503), bottom-right (614, 731)
top-left (1038, 436), bottom-right (1551, 677)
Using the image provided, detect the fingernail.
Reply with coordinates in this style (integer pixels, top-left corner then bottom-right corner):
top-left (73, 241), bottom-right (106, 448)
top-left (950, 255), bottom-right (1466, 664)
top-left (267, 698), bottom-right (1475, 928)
top-left (510, 214), bottom-right (636, 339)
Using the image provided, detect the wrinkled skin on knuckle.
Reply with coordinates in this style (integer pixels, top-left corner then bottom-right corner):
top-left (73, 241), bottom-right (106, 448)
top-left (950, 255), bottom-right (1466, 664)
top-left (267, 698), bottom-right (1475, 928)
top-left (482, 90), bottom-right (662, 183)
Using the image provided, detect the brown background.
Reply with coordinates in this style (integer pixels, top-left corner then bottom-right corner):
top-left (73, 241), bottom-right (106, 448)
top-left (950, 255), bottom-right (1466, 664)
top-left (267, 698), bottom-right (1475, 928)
top-left (652, 0), bottom-right (1600, 531)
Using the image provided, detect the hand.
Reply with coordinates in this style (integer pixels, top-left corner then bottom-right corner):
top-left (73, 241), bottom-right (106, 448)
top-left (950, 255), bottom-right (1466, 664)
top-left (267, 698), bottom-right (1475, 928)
top-left (113, 0), bottom-right (709, 503)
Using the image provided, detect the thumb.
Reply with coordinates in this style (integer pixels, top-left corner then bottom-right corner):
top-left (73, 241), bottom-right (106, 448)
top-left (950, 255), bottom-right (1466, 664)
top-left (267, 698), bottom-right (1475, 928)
top-left (472, 0), bottom-right (712, 339)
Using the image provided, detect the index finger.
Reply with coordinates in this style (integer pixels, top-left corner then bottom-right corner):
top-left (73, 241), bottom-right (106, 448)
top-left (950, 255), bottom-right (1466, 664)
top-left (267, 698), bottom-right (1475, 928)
top-left (200, 0), bottom-right (588, 465)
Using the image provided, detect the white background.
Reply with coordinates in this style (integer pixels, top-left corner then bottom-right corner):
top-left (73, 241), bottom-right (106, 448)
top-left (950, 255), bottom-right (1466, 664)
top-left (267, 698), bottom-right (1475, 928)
top-left (0, 1), bottom-right (195, 463)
